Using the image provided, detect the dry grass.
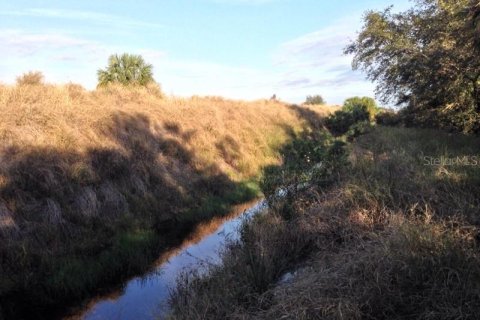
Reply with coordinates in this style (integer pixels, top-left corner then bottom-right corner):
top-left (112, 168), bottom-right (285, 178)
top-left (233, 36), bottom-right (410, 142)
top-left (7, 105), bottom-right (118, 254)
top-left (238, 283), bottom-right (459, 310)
top-left (169, 126), bottom-right (480, 320)
top-left (0, 83), bottom-right (331, 178)
top-left (15, 71), bottom-right (45, 86)
top-left (0, 82), bottom-right (333, 319)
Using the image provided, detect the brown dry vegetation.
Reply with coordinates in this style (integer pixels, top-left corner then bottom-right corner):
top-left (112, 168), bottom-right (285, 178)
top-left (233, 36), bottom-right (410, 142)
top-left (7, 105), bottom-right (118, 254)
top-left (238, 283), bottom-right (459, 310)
top-left (0, 82), bottom-right (333, 319)
top-left (169, 126), bottom-right (480, 320)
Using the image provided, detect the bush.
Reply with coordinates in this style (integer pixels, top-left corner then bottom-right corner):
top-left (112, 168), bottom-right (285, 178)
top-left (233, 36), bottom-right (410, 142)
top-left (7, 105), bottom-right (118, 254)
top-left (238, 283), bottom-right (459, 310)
top-left (304, 95), bottom-right (325, 105)
top-left (325, 110), bottom-right (354, 136)
top-left (260, 133), bottom-right (347, 202)
top-left (343, 96), bottom-right (378, 120)
top-left (397, 106), bottom-right (480, 134)
top-left (375, 109), bottom-right (401, 126)
top-left (324, 97), bottom-right (378, 136)
top-left (16, 71), bottom-right (44, 86)
top-left (260, 135), bottom-right (330, 198)
top-left (346, 120), bottom-right (374, 141)
top-left (325, 106), bottom-right (370, 136)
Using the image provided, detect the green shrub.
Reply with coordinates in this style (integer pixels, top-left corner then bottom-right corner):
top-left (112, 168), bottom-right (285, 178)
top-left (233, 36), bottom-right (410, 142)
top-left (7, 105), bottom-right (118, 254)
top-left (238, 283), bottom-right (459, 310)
top-left (325, 111), bottom-right (353, 136)
top-left (346, 120), bottom-right (374, 141)
top-left (260, 133), bottom-right (346, 200)
top-left (398, 106), bottom-right (480, 134)
top-left (325, 97), bottom-right (377, 136)
top-left (260, 135), bottom-right (327, 198)
top-left (343, 96), bottom-right (378, 120)
top-left (325, 106), bottom-right (370, 136)
top-left (375, 109), bottom-right (401, 126)
top-left (304, 95), bottom-right (325, 105)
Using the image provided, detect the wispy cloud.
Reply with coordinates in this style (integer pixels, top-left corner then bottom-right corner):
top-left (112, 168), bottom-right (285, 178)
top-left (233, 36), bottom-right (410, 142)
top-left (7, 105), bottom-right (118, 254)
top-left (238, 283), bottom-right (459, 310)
top-left (0, 29), bottom-right (104, 57)
top-left (271, 15), bottom-right (375, 103)
top-left (206, 0), bottom-right (283, 5)
top-left (0, 19), bottom-right (372, 104)
top-left (0, 8), bottom-right (163, 29)
top-left (0, 27), bottom-right (264, 100)
top-left (279, 77), bottom-right (311, 87)
top-left (274, 17), bottom-right (354, 71)
top-left (0, 28), bottom-right (168, 88)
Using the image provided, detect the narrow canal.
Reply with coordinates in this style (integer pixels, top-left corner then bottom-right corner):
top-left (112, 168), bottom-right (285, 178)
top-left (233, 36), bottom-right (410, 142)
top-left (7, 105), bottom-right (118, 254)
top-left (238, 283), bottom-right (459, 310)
top-left (67, 200), bottom-right (267, 320)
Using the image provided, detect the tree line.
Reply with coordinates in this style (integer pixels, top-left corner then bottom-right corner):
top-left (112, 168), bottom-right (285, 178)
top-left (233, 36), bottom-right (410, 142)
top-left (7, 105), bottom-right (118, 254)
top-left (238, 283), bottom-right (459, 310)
top-left (347, 0), bottom-right (480, 133)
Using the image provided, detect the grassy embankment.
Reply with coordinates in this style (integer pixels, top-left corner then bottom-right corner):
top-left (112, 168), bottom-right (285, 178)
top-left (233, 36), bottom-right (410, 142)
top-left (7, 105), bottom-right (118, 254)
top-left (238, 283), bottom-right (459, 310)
top-left (170, 124), bottom-right (480, 319)
top-left (0, 82), bottom-right (333, 319)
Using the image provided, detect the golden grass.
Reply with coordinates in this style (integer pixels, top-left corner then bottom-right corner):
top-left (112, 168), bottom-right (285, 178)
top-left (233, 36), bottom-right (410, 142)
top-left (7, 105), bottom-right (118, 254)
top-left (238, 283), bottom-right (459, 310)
top-left (0, 83), bottom-right (331, 180)
top-left (0, 82), bottom-right (334, 319)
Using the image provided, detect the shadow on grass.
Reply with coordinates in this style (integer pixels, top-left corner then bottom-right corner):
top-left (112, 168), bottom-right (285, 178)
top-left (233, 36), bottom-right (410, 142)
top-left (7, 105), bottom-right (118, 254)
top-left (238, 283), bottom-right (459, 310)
top-left (287, 104), bottom-right (327, 131)
top-left (0, 112), bottom-right (258, 319)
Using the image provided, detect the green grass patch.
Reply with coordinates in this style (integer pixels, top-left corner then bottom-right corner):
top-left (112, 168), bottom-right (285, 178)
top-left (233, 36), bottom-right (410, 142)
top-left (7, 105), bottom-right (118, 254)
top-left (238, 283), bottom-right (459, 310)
top-left (177, 179), bottom-right (261, 224)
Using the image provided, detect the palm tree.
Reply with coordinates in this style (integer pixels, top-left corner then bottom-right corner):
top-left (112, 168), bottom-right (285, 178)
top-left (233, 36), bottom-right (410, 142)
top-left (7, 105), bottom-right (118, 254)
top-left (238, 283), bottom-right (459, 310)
top-left (97, 53), bottom-right (154, 87)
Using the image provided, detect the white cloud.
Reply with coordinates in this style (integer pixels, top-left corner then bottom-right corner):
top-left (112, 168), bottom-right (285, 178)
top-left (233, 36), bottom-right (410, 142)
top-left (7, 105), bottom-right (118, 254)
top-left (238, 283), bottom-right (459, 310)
top-left (0, 23), bottom-right (374, 104)
top-left (143, 15), bottom-right (377, 104)
top-left (0, 8), bottom-right (163, 29)
top-left (0, 13), bottom-right (378, 104)
top-left (272, 15), bottom-right (376, 104)
top-left (0, 29), bottom-right (169, 88)
top-left (0, 29), bottom-right (100, 56)
top-left (0, 27), bottom-right (276, 100)
top-left (0, 28), bottom-right (267, 100)
top-left (205, 0), bottom-right (283, 4)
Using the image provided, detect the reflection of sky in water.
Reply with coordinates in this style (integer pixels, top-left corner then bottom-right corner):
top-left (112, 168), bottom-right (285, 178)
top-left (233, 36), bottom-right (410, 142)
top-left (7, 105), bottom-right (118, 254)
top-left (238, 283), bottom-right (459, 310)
top-left (82, 200), bottom-right (266, 320)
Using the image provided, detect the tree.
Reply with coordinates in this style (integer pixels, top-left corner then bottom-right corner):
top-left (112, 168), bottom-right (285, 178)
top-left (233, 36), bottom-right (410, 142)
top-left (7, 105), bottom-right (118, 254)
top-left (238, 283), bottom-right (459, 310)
top-left (345, 0), bottom-right (480, 132)
top-left (97, 53), bottom-right (154, 87)
top-left (343, 97), bottom-right (378, 120)
top-left (305, 95), bottom-right (325, 105)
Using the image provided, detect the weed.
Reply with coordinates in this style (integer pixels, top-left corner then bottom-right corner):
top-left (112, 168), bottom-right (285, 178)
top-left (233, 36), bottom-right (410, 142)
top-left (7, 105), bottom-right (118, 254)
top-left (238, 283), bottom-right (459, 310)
top-left (169, 126), bottom-right (480, 320)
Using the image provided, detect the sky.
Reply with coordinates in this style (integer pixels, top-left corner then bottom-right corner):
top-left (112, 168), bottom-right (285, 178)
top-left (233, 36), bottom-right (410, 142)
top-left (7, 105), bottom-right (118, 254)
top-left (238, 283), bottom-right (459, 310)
top-left (0, 0), bottom-right (411, 104)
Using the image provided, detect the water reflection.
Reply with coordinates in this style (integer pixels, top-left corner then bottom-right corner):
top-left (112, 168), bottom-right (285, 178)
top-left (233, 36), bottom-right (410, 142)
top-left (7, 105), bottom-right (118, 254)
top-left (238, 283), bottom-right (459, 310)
top-left (67, 200), bottom-right (267, 320)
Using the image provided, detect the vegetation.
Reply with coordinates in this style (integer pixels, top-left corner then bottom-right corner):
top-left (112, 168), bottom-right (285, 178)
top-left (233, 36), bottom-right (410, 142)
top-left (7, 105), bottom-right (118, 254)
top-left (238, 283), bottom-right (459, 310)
top-left (0, 81), bottom-right (332, 319)
top-left (342, 96), bottom-right (378, 120)
top-left (375, 108), bottom-right (401, 126)
top-left (97, 53), bottom-right (155, 87)
top-left (324, 96), bottom-right (376, 136)
top-left (3, 2), bottom-right (480, 319)
top-left (16, 71), bottom-right (44, 86)
top-left (168, 2), bottom-right (480, 318)
top-left (346, 0), bottom-right (480, 133)
top-left (169, 124), bottom-right (480, 320)
top-left (304, 94), bottom-right (325, 105)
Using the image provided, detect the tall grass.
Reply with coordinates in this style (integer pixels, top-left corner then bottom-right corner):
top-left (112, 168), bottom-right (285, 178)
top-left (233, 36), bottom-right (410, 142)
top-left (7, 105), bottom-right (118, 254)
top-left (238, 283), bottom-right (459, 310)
top-left (169, 126), bottom-right (480, 319)
top-left (0, 82), bottom-right (333, 319)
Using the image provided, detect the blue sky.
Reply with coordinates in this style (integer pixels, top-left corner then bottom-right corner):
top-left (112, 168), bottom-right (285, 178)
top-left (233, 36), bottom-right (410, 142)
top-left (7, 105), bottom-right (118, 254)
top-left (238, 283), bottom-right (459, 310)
top-left (0, 0), bottom-right (411, 104)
